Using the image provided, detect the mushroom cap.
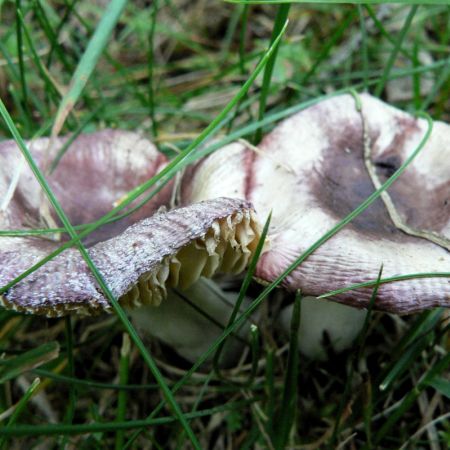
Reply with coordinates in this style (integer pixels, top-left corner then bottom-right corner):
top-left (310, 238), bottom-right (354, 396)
top-left (0, 129), bottom-right (171, 246)
top-left (181, 94), bottom-right (450, 314)
top-left (0, 130), bottom-right (261, 317)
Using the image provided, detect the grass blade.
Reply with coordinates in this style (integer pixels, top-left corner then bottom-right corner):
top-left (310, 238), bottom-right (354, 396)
top-left (317, 272), bottom-right (450, 299)
top-left (272, 291), bottom-right (301, 450)
top-left (227, 0), bottom-right (447, 4)
top-left (51, 0), bottom-right (128, 136)
top-left (60, 316), bottom-right (76, 448)
top-left (374, 5), bottom-right (418, 97)
top-left (115, 333), bottom-right (131, 450)
top-left (379, 309), bottom-right (443, 392)
top-left (14, 0), bottom-right (31, 132)
top-left (0, 399), bottom-right (259, 437)
top-left (374, 352), bottom-right (450, 444)
top-left (147, 0), bottom-right (159, 139)
top-left (0, 342), bottom-right (59, 384)
top-left (330, 266), bottom-right (383, 446)
top-left (426, 376), bottom-right (450, 399)
top-left (254, 4), bottom-right (290, 143)
top-left (0, 377), bottom-right (41, 449)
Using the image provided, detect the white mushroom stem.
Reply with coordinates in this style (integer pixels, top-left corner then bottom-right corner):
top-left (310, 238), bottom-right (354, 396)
top-left (128, 278), bottom-right (255, 367)
top-left (279, 297), bottom-right (366, 361)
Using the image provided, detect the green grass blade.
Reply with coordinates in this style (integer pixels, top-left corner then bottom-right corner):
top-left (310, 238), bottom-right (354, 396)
top-left (245, 324), bottom-right (261, 386)
top-left (0, 342), bottom-right (59, 383)
top-left (0, 399), bottom-right (259, 437)
top-left (379, 309), bottom-right (443, 392)
top-left (14, 1), bottom-right (25, 93)
top-left (14, 0), bottom-right (31, 132)
top-left (0, 377), bottom-right (41, 449)
top-left (374, 5), bottom-right (418, 97)
top-left (374, 352), bottom-right (450, 444)
top-left (317, 272), bottom-right (450, 299)
top-left (51, 0), bottom-right (128, 136)
top-left (365, 5), bottom-right (415, 63)
top-left (49, 105), bottom-right (104, 173)
top-left (0, 40), bottom-right (47, 121)
top-left (35, 0), bottom-right (73, 72)
top-left (227, 0), bottom-right (448, 4)
top-left (357, 265), bottom-right (383, 362)
top-left (16, 8), bottom-right (60, 108)
top-left (330, 266), bottom-right (383, 446)
top-left (254, 4), bottom-right (290, 143)
top-left (147, 0), bottom-right (159, 139)
top-left (426, 376), bottom-right (450, 399)
top-left (239, 3), bottom-right (251, 73)
top-left (301, 10), bottom-right (357, 86)
top-left (272, 291), bottom-right (301, 450)
top-left (421, 57), bottom-right (450, 111)
top-left (115, 333), bottom-right (131, 450)
top-left (264, 349), bottom-right (276, 437)
top-left (60, 316), bottom-right (76, 448)
top-left (358, 5), bottom-right (369, 91)
top-left (175, 372), bottom-right (214, 449)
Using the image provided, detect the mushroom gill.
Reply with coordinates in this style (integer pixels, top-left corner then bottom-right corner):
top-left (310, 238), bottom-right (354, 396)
top-left (117, 199), bottom-right (260, 309)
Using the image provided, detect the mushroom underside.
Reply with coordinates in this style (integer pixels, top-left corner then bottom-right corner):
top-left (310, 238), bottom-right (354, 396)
top-left (0, 198), bottom-right (260, 317)
top-left (119, 207), bottom-right (259, 309)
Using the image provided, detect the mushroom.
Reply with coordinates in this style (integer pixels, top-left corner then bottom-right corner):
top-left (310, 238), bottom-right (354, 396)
top-left (181, 93), bottom-right (450, 357)
top-left (0, 130), bottom-right (261, 318)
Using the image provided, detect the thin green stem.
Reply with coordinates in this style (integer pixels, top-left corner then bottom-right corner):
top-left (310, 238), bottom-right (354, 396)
top-left (115, 334), bottom-right (131, 450)
top-left (0, 378), bottom-right (41, 449)
top-left (374, 6), bottom-right (418, 97)
top-left (15, 0), bottom-right (31, 132)
top-left (254, 4), bottom-right (290, 143)
top-left (61, 316), bottom-right (76, 448)
top-left (148, 0), bottom-right (159, 139)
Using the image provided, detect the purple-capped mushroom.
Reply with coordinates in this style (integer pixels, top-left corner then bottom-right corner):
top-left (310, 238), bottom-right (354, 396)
top-left (182, 93), bottom-right (450, 315)
top-left (0, 130), bottom-right (261, 318)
